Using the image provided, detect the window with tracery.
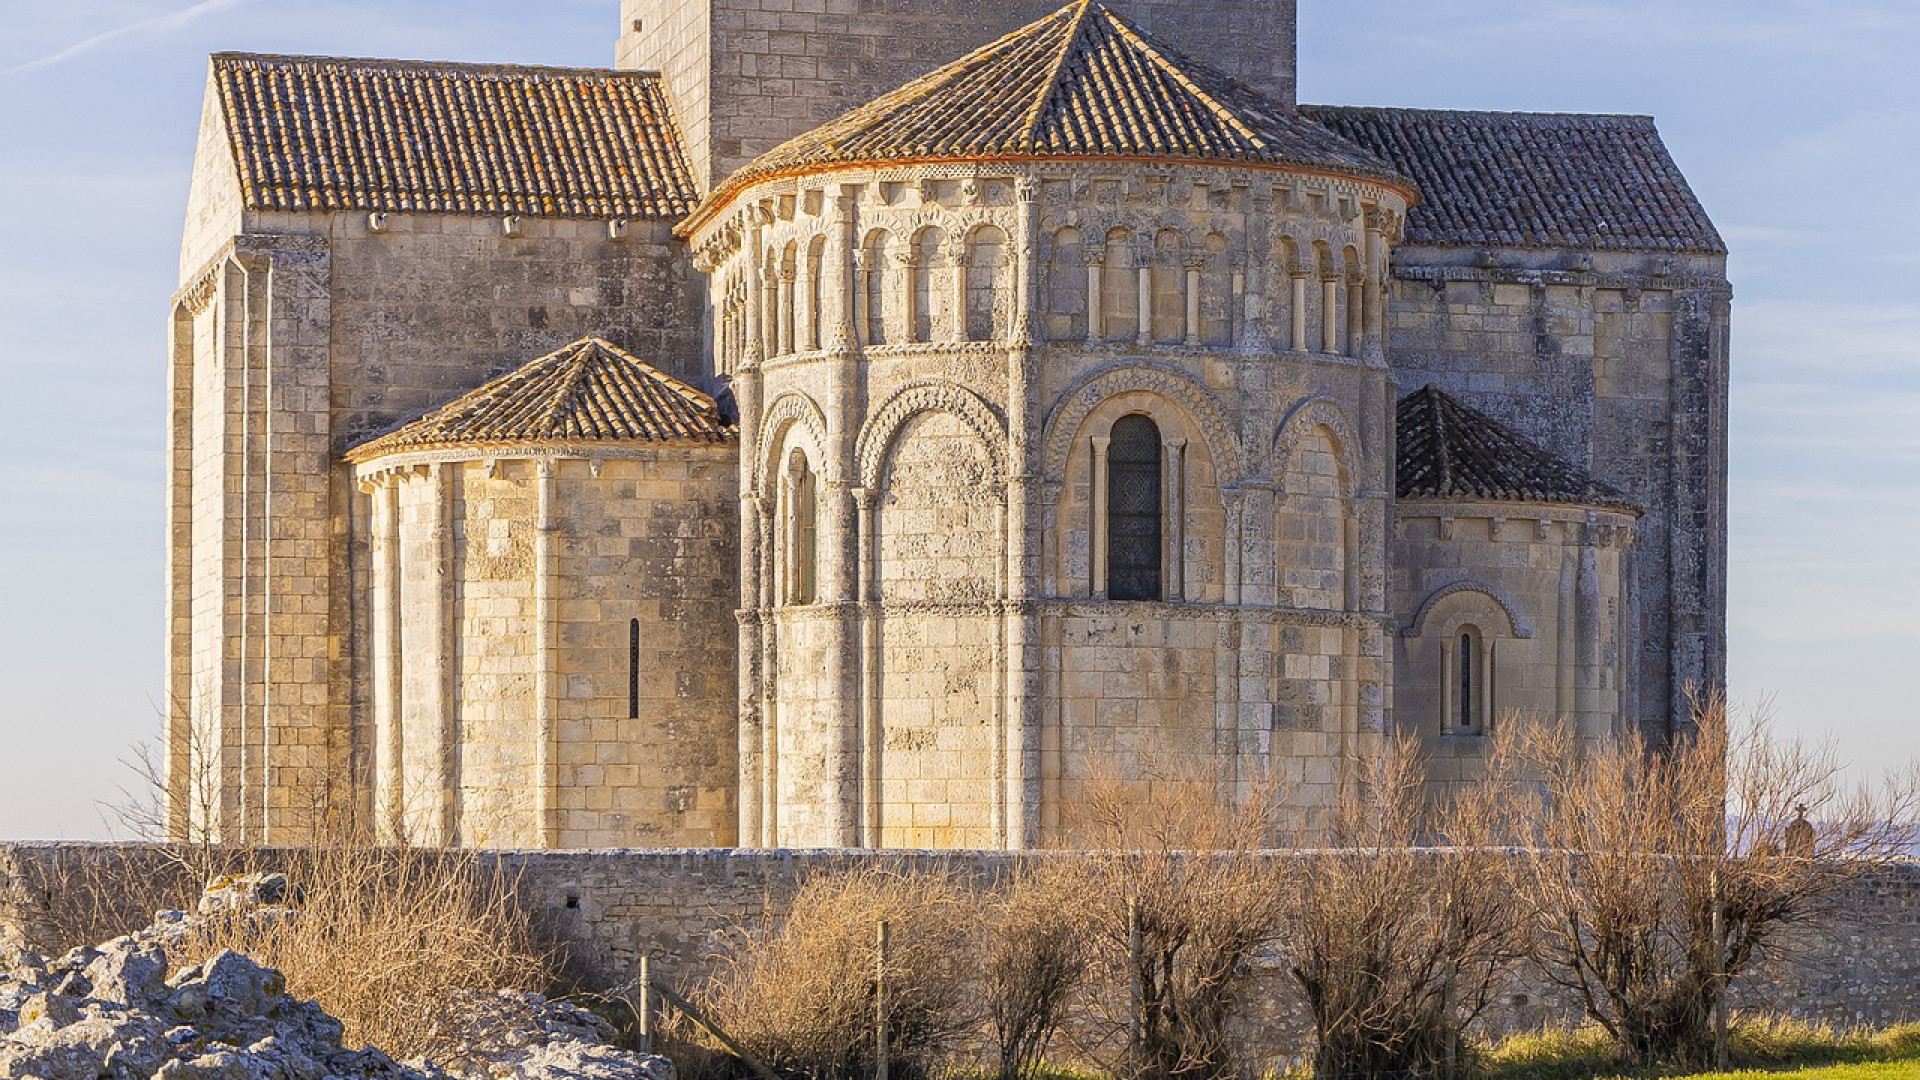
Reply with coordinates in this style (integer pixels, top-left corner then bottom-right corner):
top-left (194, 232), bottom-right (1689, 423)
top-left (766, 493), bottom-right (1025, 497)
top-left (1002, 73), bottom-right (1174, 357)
top-left (1107, 414), bottom-right (1162, 602)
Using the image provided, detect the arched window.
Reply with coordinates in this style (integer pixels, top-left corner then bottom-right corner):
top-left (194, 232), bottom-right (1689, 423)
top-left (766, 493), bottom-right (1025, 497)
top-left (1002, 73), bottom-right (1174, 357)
top-left (1452, 625), bottom-right (1488, 734)
top-left (1151, 228), bottom-right (1185, 344)
top-left (965, 225), bottom-right (1006, 342)
top-left (1101, 227), bottom-right (1137, 342)
top-left (806, 235), bottom-right (827, 351)
top-left (785, 448), bottom-right (817, 605)
top-left (1107, 414), bottom-right (1162, 602)
top-left (780, 241), bottom-right (799, 356)
top-left (1046, 227), bottom-right (1086, 342)
top-left (912, 228), bottom-right (945, 343)
top-left (863, 231), bottom-right (891, 346)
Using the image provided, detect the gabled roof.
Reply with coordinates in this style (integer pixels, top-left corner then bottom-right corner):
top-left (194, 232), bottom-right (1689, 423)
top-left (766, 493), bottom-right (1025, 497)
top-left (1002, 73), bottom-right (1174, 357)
top-left (211, 54), bottom-right (697, 221)
top-left (1396, 386), bottom-right (1637, 511)
top-left (1302, 106), bottom-right (1724, 254)
top-left (692, 0), bottom-right (1407, 221)
top-left (347, 338), bottom-right (734, 462)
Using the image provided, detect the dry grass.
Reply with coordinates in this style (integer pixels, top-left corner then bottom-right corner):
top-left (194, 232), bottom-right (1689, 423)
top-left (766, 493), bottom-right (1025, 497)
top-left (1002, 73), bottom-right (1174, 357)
top-left (175, 843), bottom-right (558, 1060)
top-left (1480, 1017), bottom-right (1920, 1080)
top-left (689, 864), bottom-right (977, 1080)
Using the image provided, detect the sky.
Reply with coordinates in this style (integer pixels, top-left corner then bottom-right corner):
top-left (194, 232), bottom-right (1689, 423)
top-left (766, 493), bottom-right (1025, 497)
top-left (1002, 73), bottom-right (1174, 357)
top-left (0, 0), bottom-right (1914, 839)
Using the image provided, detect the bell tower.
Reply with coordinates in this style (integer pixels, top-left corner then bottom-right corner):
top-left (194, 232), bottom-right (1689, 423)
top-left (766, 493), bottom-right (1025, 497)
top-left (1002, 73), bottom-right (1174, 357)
top-left (617, 0), bottom-right (1298, 192)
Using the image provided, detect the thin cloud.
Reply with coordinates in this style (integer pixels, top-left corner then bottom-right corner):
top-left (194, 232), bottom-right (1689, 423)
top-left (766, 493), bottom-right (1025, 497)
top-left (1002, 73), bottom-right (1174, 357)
top-left (2, 0), bottom-right (255, 78)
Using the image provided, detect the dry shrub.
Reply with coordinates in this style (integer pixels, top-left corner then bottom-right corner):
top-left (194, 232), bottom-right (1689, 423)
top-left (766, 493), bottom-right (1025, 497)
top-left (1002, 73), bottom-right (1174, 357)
top-left (12, 845), bottom-right (214, 955)
top-left (1063, 769), bottom-right (1288, 1080)
top-left (1499, 692), bottom-right (1920, 1071)
top-left (179, 843), bottom-right (557, 1060)
top-left (1277, 737), bottom-right (1526, 1080)
top-left (692, 864), bottom-right (975, 1080)
top-left (981, 863), bottom-right (1090, 1080)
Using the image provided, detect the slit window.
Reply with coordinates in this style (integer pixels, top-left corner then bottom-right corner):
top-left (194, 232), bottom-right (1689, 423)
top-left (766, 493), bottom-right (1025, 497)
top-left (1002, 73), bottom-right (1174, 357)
top-left (629, 618), bottom-right (640, 719)
top-left (1107, 414), bottom-right (1163, 602)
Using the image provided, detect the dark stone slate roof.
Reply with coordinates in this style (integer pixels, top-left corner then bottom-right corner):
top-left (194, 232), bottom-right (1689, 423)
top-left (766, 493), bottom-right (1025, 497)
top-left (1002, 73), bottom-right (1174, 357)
top-left (1301, 105), bottom-right (1724, 254)
top-left (1396, 385), bottom-right (1637, 511)
top-left (212, 54), bottom-right (697, 220)
top-left (347, 338), bottom-right (734, 462)
top-left (694, 0), bottom-right (1408, 220)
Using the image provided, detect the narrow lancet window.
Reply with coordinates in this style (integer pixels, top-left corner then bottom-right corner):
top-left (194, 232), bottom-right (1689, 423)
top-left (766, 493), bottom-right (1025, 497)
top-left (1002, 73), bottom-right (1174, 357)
top-left (1107, 414), bottom-right (1163, 602)
top-left (629, 618), bottom-right (641, 720)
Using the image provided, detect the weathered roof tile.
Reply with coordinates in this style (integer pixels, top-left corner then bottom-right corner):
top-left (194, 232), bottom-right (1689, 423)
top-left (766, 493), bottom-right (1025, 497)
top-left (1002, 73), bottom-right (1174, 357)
top-left (1396, 385), bottom-right (1637, 511)
top-left (1302, 106), bottom-right (1724, 254)
top-left (698, 0), bottom-right (1407, 215)
top-left (213, 54), bottom-right (697, 221)
top-left (347, 338), bottom-right (734, 461)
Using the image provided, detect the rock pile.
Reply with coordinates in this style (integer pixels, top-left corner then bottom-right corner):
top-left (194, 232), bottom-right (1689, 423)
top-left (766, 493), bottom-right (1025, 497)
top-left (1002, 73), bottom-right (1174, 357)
top-left (0, 876), bottom-right (672, 1080)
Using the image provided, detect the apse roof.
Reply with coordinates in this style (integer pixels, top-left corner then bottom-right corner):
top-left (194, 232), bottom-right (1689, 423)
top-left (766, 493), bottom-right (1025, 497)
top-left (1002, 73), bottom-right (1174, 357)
top-left (1395, 385), bottom-right (1638, 511)
top-left (347, 338), bottom-right (734, 462)
top-left (1302, 106), bottom-right (1725, 254)
top-left (211, 53), bottom-right (698, 221)
top-left (691, 0), bottom-right (1408, 220)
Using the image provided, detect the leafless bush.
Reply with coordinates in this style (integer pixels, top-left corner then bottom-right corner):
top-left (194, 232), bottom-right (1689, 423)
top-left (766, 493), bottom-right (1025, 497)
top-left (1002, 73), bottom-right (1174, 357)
top-left (177, 842), bottom-right (558, 1060)
top-left (981, 862), bottom-right (1090, 1080)
top-left (1063, 770), bottom-right (1289, 1080)
top-left (691, 864), bottom-right (976, 1080)
top-left (1277, 737), bottom-right (1526, 1080)
top-left (1498, 692), bottom-right (1920, 1070)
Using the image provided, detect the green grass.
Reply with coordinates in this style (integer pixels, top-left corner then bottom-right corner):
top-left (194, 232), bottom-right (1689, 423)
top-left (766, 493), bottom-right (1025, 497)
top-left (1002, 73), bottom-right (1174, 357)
top-left (1479, 1018), bottom-right (1920, 1080)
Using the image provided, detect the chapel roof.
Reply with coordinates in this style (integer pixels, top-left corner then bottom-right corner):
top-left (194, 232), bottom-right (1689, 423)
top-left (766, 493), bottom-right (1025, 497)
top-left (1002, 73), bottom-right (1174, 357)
top-left (210, 53), bottom-right (698, 221)
top-left (1396, 385), bottom-right (1638, 512)
top-left (1301, 106), bottom-right (1725, 254)
top-left (689, 0), bottom-right (1409, 222)
top-left (346, 338), bottom-right (734, 462)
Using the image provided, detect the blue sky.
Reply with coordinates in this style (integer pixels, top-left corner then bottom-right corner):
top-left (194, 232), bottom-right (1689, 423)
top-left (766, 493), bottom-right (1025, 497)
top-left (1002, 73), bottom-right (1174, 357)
top-left (0, 1), bottom-right (1914, 838)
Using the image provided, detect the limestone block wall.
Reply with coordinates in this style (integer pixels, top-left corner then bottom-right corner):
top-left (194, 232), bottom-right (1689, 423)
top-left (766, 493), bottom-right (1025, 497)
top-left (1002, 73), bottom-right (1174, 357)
top-left (1385, 248), bottom-right (1730, 739)
top-left (8, 845), bottom-right (1920, 1069)
top-left (618, 0), bottom-right (1299, 190)
top-left (687, 160), bottom-right (1408, 849)
top-left (358, 449), bottom-right (740, 849)
top-left (1391, 502), bottom-right (1639, 796)
top-left (169, 151), bottom-right (709, 838)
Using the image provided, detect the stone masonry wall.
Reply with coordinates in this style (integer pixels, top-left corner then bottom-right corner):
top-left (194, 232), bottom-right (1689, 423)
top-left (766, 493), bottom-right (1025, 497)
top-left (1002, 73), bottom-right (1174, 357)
top-left (1386, 247), bottom-right (1731, 739)
top-left (619, 0), bottom-right (1299, 190)
top-left (4, 845), bottom-right (1918, 1070)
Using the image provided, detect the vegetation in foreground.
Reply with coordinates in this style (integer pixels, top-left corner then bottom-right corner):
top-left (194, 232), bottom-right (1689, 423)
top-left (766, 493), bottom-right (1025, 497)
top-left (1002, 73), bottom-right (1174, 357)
top-left (1479, 1018), bottom-right (1920, 1080)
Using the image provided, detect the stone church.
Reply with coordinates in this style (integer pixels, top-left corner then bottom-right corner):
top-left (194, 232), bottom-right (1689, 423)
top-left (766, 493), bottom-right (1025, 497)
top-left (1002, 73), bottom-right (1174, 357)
top-left (165, 0), bottom-right (1729, 849)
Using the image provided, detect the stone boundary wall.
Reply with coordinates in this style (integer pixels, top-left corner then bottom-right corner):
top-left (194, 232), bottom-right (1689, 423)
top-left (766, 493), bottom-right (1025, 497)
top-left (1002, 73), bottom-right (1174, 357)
top-left (5, 844), bottom-right (1917, 1061)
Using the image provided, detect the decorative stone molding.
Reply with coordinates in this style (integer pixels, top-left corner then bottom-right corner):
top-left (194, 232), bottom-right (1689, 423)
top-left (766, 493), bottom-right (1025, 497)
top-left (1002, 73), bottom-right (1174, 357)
top-left (855, 380), bottom-right (1008, 491)
top-left (1272, 395), bottom-right (1359, 494)
top-left (756, 391), bottom-right (832, 490)
top-left (1041, 361), bottom-right (1243, 483)
top-left (1403, 580), bottom-right (1533, 640)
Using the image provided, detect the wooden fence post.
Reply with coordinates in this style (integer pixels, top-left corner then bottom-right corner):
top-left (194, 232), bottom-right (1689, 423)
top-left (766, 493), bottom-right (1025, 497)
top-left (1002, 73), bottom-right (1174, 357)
top-left (876, 920), bottom-right (891, 1080)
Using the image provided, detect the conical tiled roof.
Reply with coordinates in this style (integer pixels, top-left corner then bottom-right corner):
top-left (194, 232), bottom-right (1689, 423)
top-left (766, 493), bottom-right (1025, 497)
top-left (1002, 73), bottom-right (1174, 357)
top-left (347, 338), bottom-right (734, 462)
top-left (689, 0), bottom-right (1408, 223)
top-left (1396, 385), bottom-right (1636, 511)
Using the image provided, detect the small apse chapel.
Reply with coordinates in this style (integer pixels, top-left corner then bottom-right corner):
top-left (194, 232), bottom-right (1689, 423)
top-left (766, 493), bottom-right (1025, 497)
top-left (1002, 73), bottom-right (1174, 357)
top-left (165, 0), bottom-right (1729, 848)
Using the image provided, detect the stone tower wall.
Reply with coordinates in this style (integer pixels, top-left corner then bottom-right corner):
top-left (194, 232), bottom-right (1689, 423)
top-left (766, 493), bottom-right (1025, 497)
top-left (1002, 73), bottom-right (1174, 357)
top-left (618, 0), bottom-right (1300, 191)
top-left (359, 452), bottom-right (740, 849)
top-left (1390, 501), bottom-right (1639, 798)
top-left (689, 160), bottom-right (1409, 848)
top-left (168, 107), bottom-right (711, 840)
top-left (1383, 248), bottom-right (1731, 738)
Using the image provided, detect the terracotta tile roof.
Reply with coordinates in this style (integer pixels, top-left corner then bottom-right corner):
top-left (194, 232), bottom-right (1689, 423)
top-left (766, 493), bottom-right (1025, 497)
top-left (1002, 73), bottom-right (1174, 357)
top-left (1301, 106), bottom-right (1723, 254)
top-left (1396, 385), bottom-right (1637, 511)
top-left (347, 338), bottom-right (734, 462)
top-left (693, 0), bottom-right (1406, 218)
top-left (212, 53), bottom-right (697, 220)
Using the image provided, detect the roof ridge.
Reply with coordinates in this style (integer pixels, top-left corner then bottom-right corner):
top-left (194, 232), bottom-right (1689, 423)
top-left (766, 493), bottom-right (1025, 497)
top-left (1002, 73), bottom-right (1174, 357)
top-left (535, 342), bottom-right (596, 439)
top-left (1020, 0), bottom-right (1096, 152)
top-left (1302, 103), bottom-right (1657, 125)
top-left (1097, 7), bottom-right (1269, 154)
top-left (212, 52), bottom-right (646, 80)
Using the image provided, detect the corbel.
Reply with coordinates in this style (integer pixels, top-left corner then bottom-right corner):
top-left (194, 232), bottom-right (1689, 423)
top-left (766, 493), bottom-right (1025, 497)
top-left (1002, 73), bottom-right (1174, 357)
top-left (503, 215), bottom-right (524, 238)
